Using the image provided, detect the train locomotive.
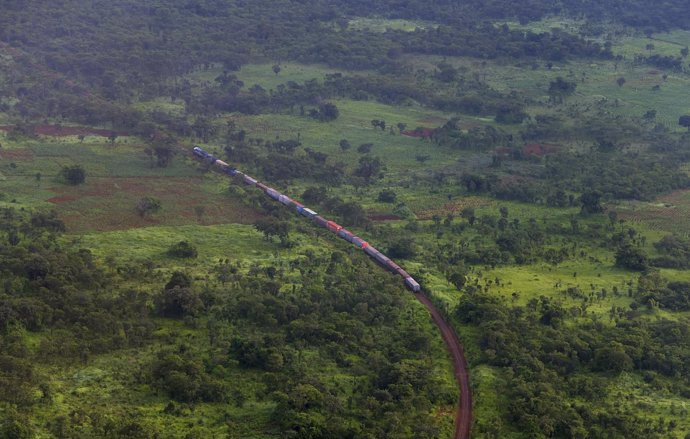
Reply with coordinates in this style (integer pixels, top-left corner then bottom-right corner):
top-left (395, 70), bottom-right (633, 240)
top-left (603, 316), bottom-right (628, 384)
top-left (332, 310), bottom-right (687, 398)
top-left (192, 146), bottom-right (421, 293)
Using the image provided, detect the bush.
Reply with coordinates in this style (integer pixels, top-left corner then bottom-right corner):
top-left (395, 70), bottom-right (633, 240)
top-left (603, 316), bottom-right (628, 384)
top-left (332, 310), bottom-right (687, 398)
top-left (167, 241), bottom-right (198, 258)
top-left (377, 189), bottom-right (397, 203)
top-left (60, 165), bottom-right (86, 185)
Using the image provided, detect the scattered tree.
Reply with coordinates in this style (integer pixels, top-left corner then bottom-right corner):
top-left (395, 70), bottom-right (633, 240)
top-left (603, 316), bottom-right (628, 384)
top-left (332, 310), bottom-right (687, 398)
top-left (679, 115), bottom-right (690, 130)
top-left (60, 165), bottom-right (86, 185)
top-left (167, 241), bottom-right (198, 258)
top-left (136, 197), bottom-right (162, 217)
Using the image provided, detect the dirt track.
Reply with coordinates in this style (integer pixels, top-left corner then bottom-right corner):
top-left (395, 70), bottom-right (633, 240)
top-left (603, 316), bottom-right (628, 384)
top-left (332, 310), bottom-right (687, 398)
top-left (416, 292), bottom-right (472, 439)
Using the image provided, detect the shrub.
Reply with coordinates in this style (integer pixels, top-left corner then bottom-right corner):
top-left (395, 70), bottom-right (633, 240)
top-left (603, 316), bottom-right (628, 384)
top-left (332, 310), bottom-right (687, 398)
top-left (167, 241), bottom-right (198, 258)
top-left (60, 165), bottom-right (86, 185)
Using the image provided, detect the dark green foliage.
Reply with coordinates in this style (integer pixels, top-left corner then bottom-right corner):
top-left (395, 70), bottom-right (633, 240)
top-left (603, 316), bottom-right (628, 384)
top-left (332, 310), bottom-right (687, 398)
top-left (680, 115), bottom-right (690, 130)
top-left (0, 406), bottom-right (34, 439)
top-left (547, 77), bottom-right (577, 103)
top-left (353, 156), bottom-right (385, 184)
top-left (357, 143), bottom-right (373, 154)
top-left (456, 287), bottom-right (690, 438)
top-left (579, 190), bottom-right (604, 214)
top-left (60, 165), bottom-right (86, 185)
top-left (615, 243), bottom-right (649, 271)
top-left (652, 235), bottom-right (690, 268)
top-left (254, 217), bottom-right (290, 246)
top-left (377, 189), bottom-right (397, 203)
top-left (151, 349), bottom-right (227, 402)
top-left (387, 238), bottom-right (416, 259)
top-left (312, 102), bottom-right (339, 122)
top-left (166, 241), bottom-right (198, 258)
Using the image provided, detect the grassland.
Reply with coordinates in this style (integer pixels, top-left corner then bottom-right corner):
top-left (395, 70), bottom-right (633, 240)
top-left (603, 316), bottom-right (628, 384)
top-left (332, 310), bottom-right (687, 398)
top-left (4, 22), bottom-right (690, 436)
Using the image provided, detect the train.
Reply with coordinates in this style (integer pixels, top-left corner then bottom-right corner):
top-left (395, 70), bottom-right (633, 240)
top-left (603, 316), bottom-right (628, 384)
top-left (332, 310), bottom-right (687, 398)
top-left (192, 146), bottom-right (421, 293)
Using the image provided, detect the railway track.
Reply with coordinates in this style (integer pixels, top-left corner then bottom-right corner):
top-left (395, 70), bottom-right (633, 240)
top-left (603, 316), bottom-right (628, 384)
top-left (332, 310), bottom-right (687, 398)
top-left (191, 146), bottom-right (472, 438)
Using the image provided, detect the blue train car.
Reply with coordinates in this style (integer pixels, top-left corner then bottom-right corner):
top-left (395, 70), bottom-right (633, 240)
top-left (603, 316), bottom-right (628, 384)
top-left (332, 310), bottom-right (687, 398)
top-left (299, 207), bottom-right (318, 218)
top-left (337, 228), bottom-right (354, 242)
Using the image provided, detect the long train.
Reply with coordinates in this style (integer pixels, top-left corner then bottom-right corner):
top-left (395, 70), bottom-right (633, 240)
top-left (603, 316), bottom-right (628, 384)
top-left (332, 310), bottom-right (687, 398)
top-left (192, 146), bottom-right (421, 293)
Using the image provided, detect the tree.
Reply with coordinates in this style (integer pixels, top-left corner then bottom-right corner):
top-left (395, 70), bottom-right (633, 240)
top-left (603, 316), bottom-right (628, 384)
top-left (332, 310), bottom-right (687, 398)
top-left (397, 122), bottom-right (407, 133)
top-left (60, 165), bottom-right (86, 185)
top-left (461, 207), bottom-right (476, 225)
top-left (167, 241), bottom-right (198, 258)
top-left (313, 102), bottom-right (339, 122)
top-left (357, 143), bottom-right (373, 154)
top-left (136, 197), bottom-right (161, 217)
top-left (679, 115), bottom-right (690, 130)
top-left (377, 189), bottom-right (397, 203)
top-left (353, 156), bottom-right (385, 183)
top-left (616, 76), bottom-right (626, 87)
top-left (579, 191), bottom-right (603, 214)
top-left (681, 47), bottom-right (689, 58)
top-left (387, 238), bottom-right (416, 259)
top-left (254, 217), bottom-right (290, 245)
top-left (547, 77), bottom-right (577, 103)
top-left (339, 139), bottom-right (351, 151)
top-left (615, 243), bottom-right (648, 271)
top-left (645, 43), bottom-right (655, 55)
top-left (435, 62), bottom-right (457, 83)
top-left (272, 64), bottom-right (281, 75)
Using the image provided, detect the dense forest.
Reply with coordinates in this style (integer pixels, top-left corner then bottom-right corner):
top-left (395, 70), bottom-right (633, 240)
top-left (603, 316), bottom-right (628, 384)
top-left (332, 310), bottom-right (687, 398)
top-left (2, 0), bottom-right (690, 438)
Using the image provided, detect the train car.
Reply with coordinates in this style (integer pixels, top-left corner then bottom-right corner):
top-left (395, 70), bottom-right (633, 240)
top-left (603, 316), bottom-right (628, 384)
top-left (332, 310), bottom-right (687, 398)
top-left (351, 236), bottom-right (369, 249)
top-left (337, 228), bottom-right (354, 242)
top-left (278, 194), bottom-right (292, 206)
top-left (326, 221), bottom-right (342, 233)
top-left (223, 167), bottom-right (238, 176)
top-left (404, 276), bottom-right (421, 292)
top-left (364, 245), bottom-right (380, 258)
top-left (386, 260), bottom-right (401, 272)
top-left (395, 267), bottom-right (410, 279)
top-left (256, 182), bottom-right (268, 192)
top-left (242, 175), bottom-right (258, 185)
top-left (374, 251), bottom-right (391, 266)
top-left (291, 200), bottom-right (304, 210)
top-left (266, 188), bottom-right (281, 201)
top-left (192, 146), bottom-right (209, 159)
top-left (216, 159), bottom-right (230, 167)
top-left (300, 207), bottom-right (318, 218)
top-left (312, 215), bottom-right (329, 228)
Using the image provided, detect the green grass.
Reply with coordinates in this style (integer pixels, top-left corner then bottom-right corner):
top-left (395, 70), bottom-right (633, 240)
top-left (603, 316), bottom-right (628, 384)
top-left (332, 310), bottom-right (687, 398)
top-left (229, 97), bottom-right (456, 179)
top-left (347, 17), bottom-right (437, 33)
top-left (76, 223), bottom-right (282, 267)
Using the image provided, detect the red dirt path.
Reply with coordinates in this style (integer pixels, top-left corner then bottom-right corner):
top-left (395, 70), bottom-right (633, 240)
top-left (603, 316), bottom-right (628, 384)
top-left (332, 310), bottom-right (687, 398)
top-left (416, 292), bottom-right (472, 439)
top-left (0, 124), bottom-right (126, 138)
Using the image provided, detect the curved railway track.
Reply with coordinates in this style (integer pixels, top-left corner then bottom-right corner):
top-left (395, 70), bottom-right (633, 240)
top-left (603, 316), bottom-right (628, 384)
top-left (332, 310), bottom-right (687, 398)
top-left (192, 146), bottom-right (472, 438)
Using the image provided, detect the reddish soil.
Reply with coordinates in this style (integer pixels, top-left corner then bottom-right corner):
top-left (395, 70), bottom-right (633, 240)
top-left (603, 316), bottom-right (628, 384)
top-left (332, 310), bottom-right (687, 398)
top-left (0, 149), bottom-right (34, 160)
top-left (368, 213), bottom-right (402, 221)
top-left (415, 197), bottom-right (493, 220)
top-left (416, 292), bottom-right (472, 439)
top-left (0, 124), bottom-right (127, 138)
top-left (417, 116), bottom-right (447, 125)
top-left (522, 143), bottom-right (560, 156)
top-left (402, 127), bottom-right (437, 138)
top-left (47, 195), bottom-right (78, 204)
top-left (49, 176), bottom-right (260, 232)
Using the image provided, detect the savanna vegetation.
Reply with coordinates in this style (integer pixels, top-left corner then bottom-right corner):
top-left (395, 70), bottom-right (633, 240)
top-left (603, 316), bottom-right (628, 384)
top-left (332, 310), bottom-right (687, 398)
top-left (2, 0), bottom-right (690, 438)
